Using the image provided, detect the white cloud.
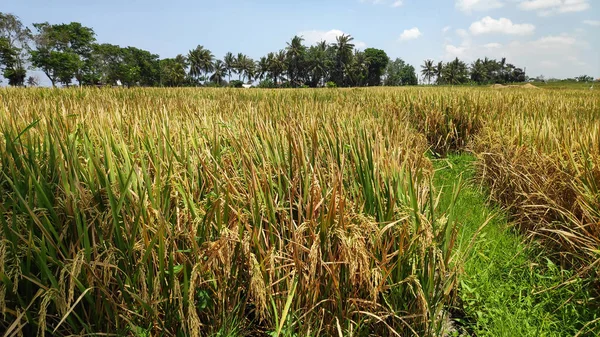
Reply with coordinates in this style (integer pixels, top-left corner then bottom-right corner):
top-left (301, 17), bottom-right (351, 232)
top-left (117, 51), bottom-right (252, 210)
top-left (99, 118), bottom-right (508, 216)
top-left (445, 45), bottom-right (469, 58)
top-left (456, 28), bottom-right (470, 38)
top-left (518, 0), bottom-right (561, 10)
top-left (361, 0), bottom-right (404, 7)
top-left (442, 26), bottom-right (452, 34)
top-left (533, 34), bottom-right (577, 48)
top-left (440, 33), bottom-right (594, 79)
top-left (583, 20), bottom-right (600, 26)
top-left (518, 0), bottom-right (590, 16)
top-left (456, 0), bottom-right (504, 13)
top-left (298, 29), bottom-right (367, 48)
top-left (484, 42), bottom-right (503, 48)
top-left (469, 17), bottom-right (535, 35)
top-left (399, 27), bottom-right (422, 41)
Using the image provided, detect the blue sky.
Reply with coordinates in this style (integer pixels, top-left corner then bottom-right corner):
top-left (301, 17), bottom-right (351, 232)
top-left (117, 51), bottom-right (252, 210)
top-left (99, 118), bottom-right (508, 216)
top-left (3, 0), bottom-right (599, 83)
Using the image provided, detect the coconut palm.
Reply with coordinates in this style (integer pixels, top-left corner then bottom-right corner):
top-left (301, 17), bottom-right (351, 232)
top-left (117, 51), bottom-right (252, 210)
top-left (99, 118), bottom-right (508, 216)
top-left (188, 45), bottom-right (214, 84)
top-left (306, 41), bottom-right (328, 87)
top-left (333, 34), bottom-right (355, 86)
top-left (210, 60), bottom-right (227, 86)
top-left (434, 61), bottom-right (444, 85)
top-left (235, 53), bottom-right (246, 81)
top-left (234, 53), bottom-right (254, 83)
top-left (420, 59), bottom-right (435, 84)
top-left (348, 50), bottom-right (369, 86)
top-left (285, 35), bottom-right (306, 87)
top-left (26, 75), bottom-right (39, 87)
top-left (256, 56), bottom-right (270, 81)
top-left (443, 57), bottom-right (468, 85)
top-left (224, 52), bottom-right (236, 82)
top-left (268, 50), bottom-right (287, 86)
top-left (470, 59), bottom-right (486, 84)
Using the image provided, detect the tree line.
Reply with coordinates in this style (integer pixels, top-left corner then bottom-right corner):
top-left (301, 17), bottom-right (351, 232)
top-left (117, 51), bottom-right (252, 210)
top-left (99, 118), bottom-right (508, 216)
top-left (0, 12), bottom-right (542, 88)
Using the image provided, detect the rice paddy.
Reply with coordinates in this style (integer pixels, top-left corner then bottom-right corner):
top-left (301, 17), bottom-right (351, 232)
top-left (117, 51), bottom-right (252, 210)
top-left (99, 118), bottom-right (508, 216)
top-left (0, 86), bottom-right (598, 336)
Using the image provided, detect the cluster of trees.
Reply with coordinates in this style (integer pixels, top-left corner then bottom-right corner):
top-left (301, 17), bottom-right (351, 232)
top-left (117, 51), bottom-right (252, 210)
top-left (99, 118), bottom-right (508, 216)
top-left (4, 12), bottom-right (594, 88)
top-left (420, 57), bottom-right (527, 85)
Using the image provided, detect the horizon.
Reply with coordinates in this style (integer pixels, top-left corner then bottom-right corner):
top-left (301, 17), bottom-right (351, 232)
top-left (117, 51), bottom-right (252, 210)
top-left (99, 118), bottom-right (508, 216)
top-left (2, 0), bottom-right (599, 86)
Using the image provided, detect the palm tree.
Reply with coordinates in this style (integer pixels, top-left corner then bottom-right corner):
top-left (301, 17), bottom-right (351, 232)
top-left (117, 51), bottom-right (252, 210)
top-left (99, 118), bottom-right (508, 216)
top-left (306, 41), bottom-right (328, 87)
top-left (434, 61), bottom-right (444, 85)
top-left (443, 57), bottom-right (468, 85)
top-left (233, 54), bottom-right (254, 83)
top-left (26, 75), bottom-right (39, 87)
top-left (256, 56), bottom-right (270, 82)
top-left (333, 34), bottom-right (355, 86)
top-left (285, 35), bottom-right (306, 87)
top-left (470, 59), bottom-right (486, 84)
top-left (210, 60), bottom-right (227, 86)
top-left (224, 52), bottom-right (236, 82)
top-left (188, 45), bottom-right (214, 85)
top-left (348, 50), bottom-right (369, 86)
top-left (499, 57), bottom-right (507, 81)
top-left (242, 56), bottom-right (255, 83)
top-left (268, 50), bottom-right (286, 86)
top-left (235, 53), bottom-right (246, 81)
top-left (420, 59), bottom-right (435, 84)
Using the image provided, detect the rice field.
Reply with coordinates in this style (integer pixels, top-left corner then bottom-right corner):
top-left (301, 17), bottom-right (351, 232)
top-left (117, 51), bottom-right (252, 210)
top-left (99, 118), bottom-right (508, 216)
top-left (0, 87), bottom-right (598, 336)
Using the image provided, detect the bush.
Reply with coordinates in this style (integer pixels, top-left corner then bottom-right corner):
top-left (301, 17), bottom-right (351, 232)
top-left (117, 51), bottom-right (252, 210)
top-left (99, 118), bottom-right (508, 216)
top-left (229, 80), bottom-right (243, 88)
top-left (257, 79), bottom-right (276, 88)
top-left (326, 81), bottom-right (337, 88)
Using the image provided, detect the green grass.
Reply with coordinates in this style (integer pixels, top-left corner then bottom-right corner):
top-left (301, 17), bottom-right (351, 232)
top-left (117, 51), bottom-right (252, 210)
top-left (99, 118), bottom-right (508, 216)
top-left (434, 154), bottom-right (599, 337)
top-left (531, 81), bottom-right (597, 90)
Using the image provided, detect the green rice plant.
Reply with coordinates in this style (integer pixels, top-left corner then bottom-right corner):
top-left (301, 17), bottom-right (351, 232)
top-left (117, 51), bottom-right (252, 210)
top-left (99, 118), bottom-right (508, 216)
top-left (0, 87), bottom-right (461, 336)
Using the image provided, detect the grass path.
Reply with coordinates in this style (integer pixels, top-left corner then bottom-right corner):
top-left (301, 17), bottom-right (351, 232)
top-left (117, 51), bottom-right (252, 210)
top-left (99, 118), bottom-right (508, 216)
top-left (433, 154), bottom-right (597, 337)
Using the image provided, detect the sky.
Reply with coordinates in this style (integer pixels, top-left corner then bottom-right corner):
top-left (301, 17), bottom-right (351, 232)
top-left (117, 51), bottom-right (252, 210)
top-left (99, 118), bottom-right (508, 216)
top-left (3, 0), bottom-right (600, 84)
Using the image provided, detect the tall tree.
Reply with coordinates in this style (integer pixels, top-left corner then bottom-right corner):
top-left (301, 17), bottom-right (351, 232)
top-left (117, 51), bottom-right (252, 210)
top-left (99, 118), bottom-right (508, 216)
top-left (256, 56), bottom-right (270, 82)
top-left (469, 59), bottom-right (487, 84)
top-left (384, 58), bottom-right (417, 86)
top-left (332, 34), bottom-right (355, 86)
top-left (160, 56), bottom-right (187, 87)
top-left (364, 48), bottom-right (389, 86)
top-left (420, 59), bottom-right (435, 85)
top-left (224, 52), bottom-right (236, 82)
top-left (443, 57), bottom-right (468, 85)
top-left (210, 59), bottom-right (227, 86)
top-left (306, 41), bottom-right (329, 87)
top-left (30, 22), bottom-right (96, 86)
top-left (188, 45), bottom-right (214, 85)
top-left (0, 13), bottom-right (32, 86)
top-left (434, 61), bottom-right (444, 85)
top-left (348, 50), bottom-right (369, 86)
top-left (285, 35), bottom-right (306, 87)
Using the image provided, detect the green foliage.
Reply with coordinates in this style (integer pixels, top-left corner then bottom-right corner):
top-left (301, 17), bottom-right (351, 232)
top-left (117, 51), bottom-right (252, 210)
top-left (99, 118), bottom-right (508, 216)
top-left (576, 75), bottom-right (594, 82)
top-left (159, 56), bottom-right (187, 87)
top-left (469, 57), bottom-right (525, 85)
top-left (364, 48), bottom-right (389, 86)
top-left (0, 13), bottom-right (31, 86)
top-left (229, 79), bottom-right (243, 87)
top-left (258, 78), bottom-right (276, 88)
top-left (325, 81), bottom-right (337, 88)
top-left (188, 45), bottom-right (214, 85)
top-left (384, 58), bottom-right (418, 86)
top-left (442, 57), bottom-right (469, 85)
top-left (30, 21), bottom-right (96, 86)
